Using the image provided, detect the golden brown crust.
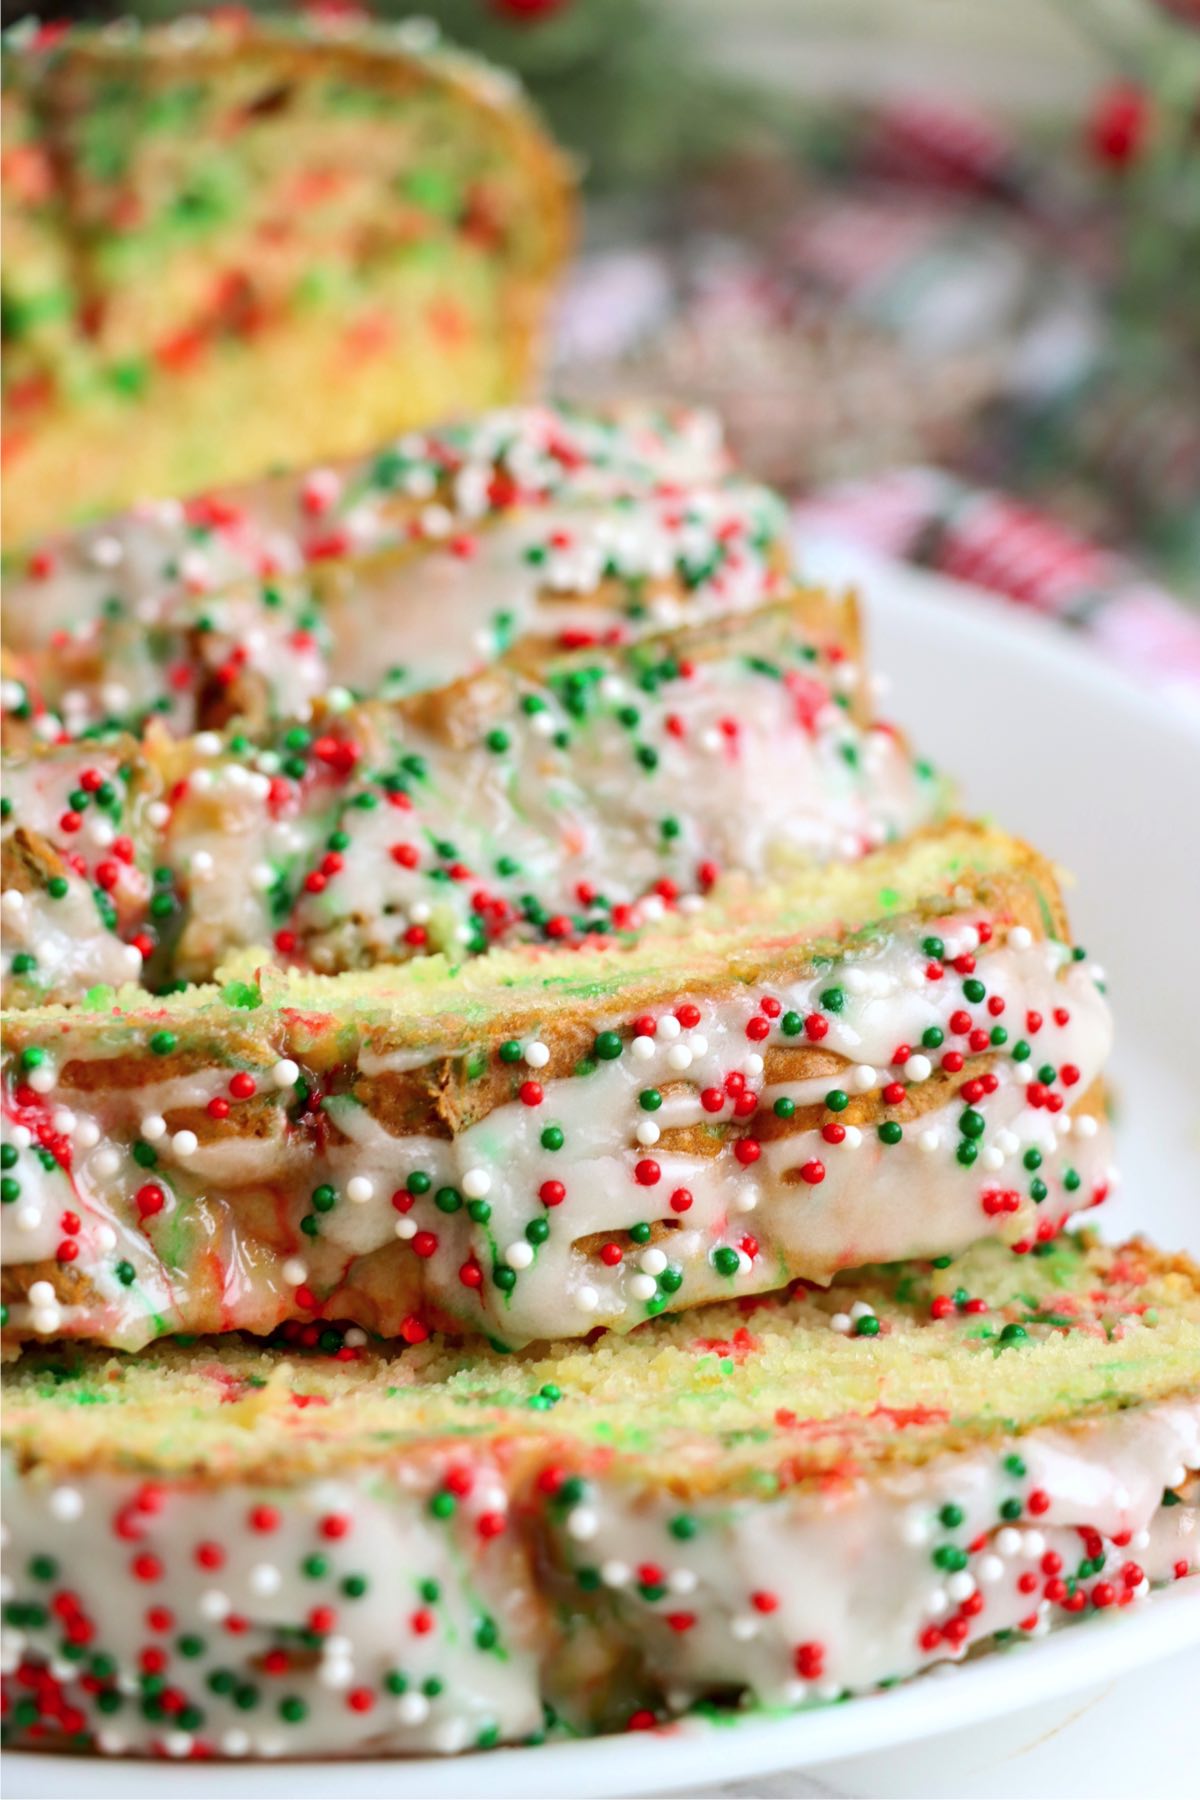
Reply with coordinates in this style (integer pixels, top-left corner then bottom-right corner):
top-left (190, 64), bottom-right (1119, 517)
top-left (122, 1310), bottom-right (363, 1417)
top-left (2, 22), bottom-right (576, 546)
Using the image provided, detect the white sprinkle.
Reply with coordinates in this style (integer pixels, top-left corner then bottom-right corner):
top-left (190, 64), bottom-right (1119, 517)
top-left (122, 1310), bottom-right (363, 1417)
top-left (346, 1176), bottom-right (374, 1204)
top-left (164, 1731), bottom-right (193, 1758)
top-left (1074, 1114), bottom-right (1099, 1139)
top-left (601, 1560), bottom-right (630, 1587)
top-left (397, 1691), bottom-right (430, 1727)
top-left (146, 801), bottom-right (170, 829)
top-left (981, 1146), bottom-right (1005, 1171)
top-left (74, 1118), bottom-right (100, 1149)
top-left (282, 1259), bottom-right (308, 1285)
top-left (667, 1044), bottom-right (693, 1072)
top-left (656, 1015), bottom-right (682, 1040)
top-left (27, 1067), bottom-right (56, 1094)
top-left (1022, 1530), bottom-right (1046, 1558)
top-left (462, 1168), bottom-right (492, 1200)
top-left (731, 1616), bottom-right (759, 1641)
top-left (10, 1126), bottom-right (31, 1151)
top-left (631, 1035), bottom-right (656, 1061)
top-left (343, 1328), bottom-right (367, 1348)
top-left (688, 1034), bottom-right (709, 1058)
top-left (523, 1040), bottom-right (550, 1069)
top-left (905, 1054), bottom-right (932, 1083)
top-left (853, 1065), bottom-right (877, 1092)
top-left (830, 1312), bottom-right (852, 1334)
top-left (919, 1128), bottom-right (942, 1154)
top-left (49, 1486), bottom-right (83, 1522)
top-left (200, 1589), bottom-right (231, 1621)
top-left (272, 1059), bottom-right (300, 1088)
top-left (409, 901), bottom-right (432, 924)
top-left (843, 1126), bottom-right (863, 1149)
top-left (636, 1121), bottom-right (660, 1146)
top-left (668, 1567), bottom-right (697, 1595)
top-left (249, 1564), bottom-right (282, 1597)
top-left (504, 1241), bottom-right (534, 1270)
top-left (576, 1285), bottom-right (599, 1313)
top-left (947, 1571), bottom-right (975, 1602)
top-left (93, 1147), bottom-right (121, 1177)
top-left (16, 1206), bottom-right (40, 1232)
top-left (978, 1554), bottom-right (1005, 1584)
top-left (995, 1528), bottom-right (1022, 1558)
top-left (849, 1301), bottom-right (875, 1321)
top-left (734, 1184), bottom-right (759, 1213)
top-left (629, 1274), bottom-right (657, 1302)
top-left (394, 1218), bottom-right (417, 1240)
top-left (1009, 926), bottom-right (1033, 950)
top-left (1, 890), bottom-right (26, 916)
top-left (741, 1053), bottom-right (764, 1079)
top-left (28, 1281), bottom-right (55, 1307)
top-left (88, 532), bottom-right (124, 569)
top-left (319, 1657), bottom-right (353, 1690)
top-left (997, 1129), bottom-right (1020, 1155)
top-left (171, 1129), bottom-right (198, 1158)
top-left (51, 1108), bottom-right (76, 1136)
top-left (97, 1729), bottom-right (128, 1754)
top-left (639, 1247), bottom-right (668, 1277)
top-left (567, 1507), bottom-right (598, 1541)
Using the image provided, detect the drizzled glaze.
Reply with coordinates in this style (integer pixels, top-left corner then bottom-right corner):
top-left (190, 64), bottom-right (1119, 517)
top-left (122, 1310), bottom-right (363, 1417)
top-left (1, 603), bottom-right (945, 1007)
top-left (1, 1248), bottom-right (1196, 1758)
top-left (0, 903), bottom-right (1115, 1351)
top-left (2, 406), bottom-right (790, 744)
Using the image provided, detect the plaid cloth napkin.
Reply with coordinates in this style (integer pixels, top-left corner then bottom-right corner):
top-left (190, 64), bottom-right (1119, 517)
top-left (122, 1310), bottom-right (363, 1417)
top-left (793, 467), bottom-right (1200, 711)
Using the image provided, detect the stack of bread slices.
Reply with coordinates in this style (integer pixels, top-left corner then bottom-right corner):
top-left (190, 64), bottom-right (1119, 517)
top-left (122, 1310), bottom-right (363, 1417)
top-left (1, 400), bottom-right (1197, 1763)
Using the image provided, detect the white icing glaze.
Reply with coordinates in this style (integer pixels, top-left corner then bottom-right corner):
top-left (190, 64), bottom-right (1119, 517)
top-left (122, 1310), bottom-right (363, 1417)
top-left (2, 924), bottom-right (1115, 1349)
top-left (1, 1397), bottom-right (1195, 1756)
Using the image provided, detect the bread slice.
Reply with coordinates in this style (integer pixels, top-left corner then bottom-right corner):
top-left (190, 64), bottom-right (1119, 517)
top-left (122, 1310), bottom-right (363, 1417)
top-left (1, 404), bottom-right (792, 743)
top-left (1, 14), bottom-right (574, 545)
top-left (2, 1233), bottom-right (1196, 1758)
top-left (1, 599), bottom-right (949, 1007)
top-left (1, 824), bottom-right (1114, 1351)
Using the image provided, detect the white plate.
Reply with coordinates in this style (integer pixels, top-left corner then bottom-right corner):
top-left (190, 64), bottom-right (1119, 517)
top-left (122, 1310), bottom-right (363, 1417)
top-left (7, 547), bottom-right (1200, 1800)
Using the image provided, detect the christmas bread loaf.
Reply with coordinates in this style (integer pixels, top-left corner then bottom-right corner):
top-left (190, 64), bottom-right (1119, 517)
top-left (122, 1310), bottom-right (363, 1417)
top-left (1, 1234), bottom-right (1196, 1758)
top-left (1, 14), bottom-right (573, 545)
top-left (0, 825), bottom-right (1114, 1353)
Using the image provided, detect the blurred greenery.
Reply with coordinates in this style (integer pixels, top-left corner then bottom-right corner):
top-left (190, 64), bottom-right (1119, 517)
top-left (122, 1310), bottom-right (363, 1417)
top-left (123, 0), bottom-right (786, 195)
